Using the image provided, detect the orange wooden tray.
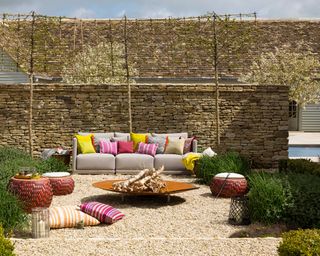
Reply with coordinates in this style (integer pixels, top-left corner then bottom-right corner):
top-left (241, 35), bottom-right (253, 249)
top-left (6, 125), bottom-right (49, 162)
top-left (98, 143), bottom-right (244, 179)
top-left (93, 179), bottom-right (199, 197)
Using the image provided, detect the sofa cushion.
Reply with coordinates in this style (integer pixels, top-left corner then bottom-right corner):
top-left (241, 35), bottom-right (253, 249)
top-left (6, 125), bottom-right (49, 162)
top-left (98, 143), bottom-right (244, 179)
top-left (116, 153), bottom-right (154, 170)
top-left (130, 132), bottom-right (148, 151)
top-left (184, 137), bottom-right (195, 154)
top-left (114, 132), bottom-right (130, 141)
top-left (118, 141), bottom-right (134, 154)
top-left (165, 138), bottom-right (185, 155)
top-left (147, 135), bottom-right (167, 154)
top-left (137, 142), bottom-right (158, 157)
top-left (154, 154), bottom-right (185, 171)
top-left (79, 132), bottom-right (114, 152)
top-left (75, 134), bottom-right (96, 154)
top-left (153, 132), bottom-right (188, 139)
top-left (100, 140), bottom-right (117, 155)
top-left (77, 153), bottom-right (115, 170)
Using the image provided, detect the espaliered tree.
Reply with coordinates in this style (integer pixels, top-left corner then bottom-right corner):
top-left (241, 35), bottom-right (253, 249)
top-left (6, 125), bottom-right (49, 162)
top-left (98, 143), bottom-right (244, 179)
top-left (241, 44), bottom-right (320, 107)
top-left (209, 12), bottom-right (257, 145)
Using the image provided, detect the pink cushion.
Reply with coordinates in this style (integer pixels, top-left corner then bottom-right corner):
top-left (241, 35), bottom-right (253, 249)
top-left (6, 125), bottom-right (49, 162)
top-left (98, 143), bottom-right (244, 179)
top-left (137, 142), bottom-right (158, 157)
top-left (118, 141), bottom-right (134, 154)
top-left (80, 201), bottom-right (125, 224)
top-left (100, 139), bottom-right (117, 155)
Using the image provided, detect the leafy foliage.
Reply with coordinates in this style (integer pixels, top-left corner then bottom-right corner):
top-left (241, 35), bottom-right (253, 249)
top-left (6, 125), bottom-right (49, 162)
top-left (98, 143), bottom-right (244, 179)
top-left (0, 187), bottom-right (27, 235)
top-left (279, 158), bottom-right (320, 177)
top-left (0, 147), bottom-right (69, 233)
top-left (248, 172), bottom-right (292, 224)
top-left (62, 42), bottom-right (137, 84)
top-left (285, 174), bottom-right (320, 229)
top-left (278, 229), bottom-right (320, 256)
top-left (241, 44), bottom-right (320, 106)
top-left (0, 225), bottom-right (15, 256)
top-left (36, 157), bottom-right (69, 173)
top-left (196, 152), bottom-right (250, 184)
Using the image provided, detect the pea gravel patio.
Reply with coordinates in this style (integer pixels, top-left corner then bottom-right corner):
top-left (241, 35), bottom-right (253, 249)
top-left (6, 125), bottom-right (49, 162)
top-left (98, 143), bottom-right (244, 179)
top-left (12, 174), bottom-right (281, 256)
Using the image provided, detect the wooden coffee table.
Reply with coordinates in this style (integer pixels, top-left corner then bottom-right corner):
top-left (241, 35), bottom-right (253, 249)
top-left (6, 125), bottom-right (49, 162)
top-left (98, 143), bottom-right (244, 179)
top-left (93, 180), bottom-right (199, 202)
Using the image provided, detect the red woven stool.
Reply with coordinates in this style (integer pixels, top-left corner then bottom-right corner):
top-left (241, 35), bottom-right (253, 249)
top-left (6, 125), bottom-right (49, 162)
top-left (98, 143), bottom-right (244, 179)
top-left (42, 172), bottom-right (74, 196)
top-left (8, 177), bottom-right (53, 213)
top-left (210, 173), bottom-right (247, 198)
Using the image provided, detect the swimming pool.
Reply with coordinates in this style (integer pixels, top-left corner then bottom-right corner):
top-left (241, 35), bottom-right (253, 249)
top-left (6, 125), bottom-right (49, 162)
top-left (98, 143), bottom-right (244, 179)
top-left (289, 146), bottom-right (320, 157)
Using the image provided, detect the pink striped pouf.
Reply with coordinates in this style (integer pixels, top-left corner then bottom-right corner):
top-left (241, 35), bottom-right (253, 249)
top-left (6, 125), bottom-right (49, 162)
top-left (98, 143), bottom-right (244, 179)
top-left (42, 172), bottom-right (74, 196)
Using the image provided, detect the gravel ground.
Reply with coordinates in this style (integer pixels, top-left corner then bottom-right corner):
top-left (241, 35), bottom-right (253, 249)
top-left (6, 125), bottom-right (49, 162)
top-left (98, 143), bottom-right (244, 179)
top-left (12, 174), bottom-right (281, 256)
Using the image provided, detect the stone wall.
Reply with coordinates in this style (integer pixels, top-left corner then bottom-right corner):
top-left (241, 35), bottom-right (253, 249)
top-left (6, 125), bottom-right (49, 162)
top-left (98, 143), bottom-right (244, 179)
top-left (0, 83), bottom-right (288, 168)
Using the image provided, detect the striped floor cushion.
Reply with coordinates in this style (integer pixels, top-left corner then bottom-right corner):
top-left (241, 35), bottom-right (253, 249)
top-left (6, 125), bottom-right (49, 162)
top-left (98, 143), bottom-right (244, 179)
top-left (50, 206), bottom-right (100, 228)
top-left (80, 201), bottom-right (125, 224)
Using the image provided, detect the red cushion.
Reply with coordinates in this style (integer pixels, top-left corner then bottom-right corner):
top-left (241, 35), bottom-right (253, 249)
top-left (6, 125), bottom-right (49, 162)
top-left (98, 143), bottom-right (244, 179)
top-left (118, 141), bottom-right (134, 154)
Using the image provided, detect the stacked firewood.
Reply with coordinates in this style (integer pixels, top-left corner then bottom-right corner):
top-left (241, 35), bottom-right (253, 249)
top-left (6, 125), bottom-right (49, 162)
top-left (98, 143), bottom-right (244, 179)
top-left (112, 166), bottom-right (166, 193)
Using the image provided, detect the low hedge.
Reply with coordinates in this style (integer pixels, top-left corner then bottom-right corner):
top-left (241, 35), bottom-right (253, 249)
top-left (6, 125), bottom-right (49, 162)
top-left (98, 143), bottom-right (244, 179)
top-left (278, 229), bottom-right (320, 256)
top-left (248, 172), bottom-right (320, 229)
top-left (247, 172), bottom-right (292, 224)
top-left (279, 158), bottom-right (320, 177)
top-left (196, 151), bottom-right (250, 184)
top-left (285, 174), bottom-right (320, 229)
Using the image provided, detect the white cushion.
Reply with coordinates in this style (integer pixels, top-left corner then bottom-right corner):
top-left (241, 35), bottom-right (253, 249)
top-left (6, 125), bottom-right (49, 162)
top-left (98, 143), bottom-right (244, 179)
top-left (214, 172), bottom-right (245, 179)
top-left (77, 153), bottom-right (115, 170)
top-left (116, 153), bottom-right (154, 170)
top-left (154, 154), bottom-right (185, 171)
top-left (42, 172), bottom-right (70, 178)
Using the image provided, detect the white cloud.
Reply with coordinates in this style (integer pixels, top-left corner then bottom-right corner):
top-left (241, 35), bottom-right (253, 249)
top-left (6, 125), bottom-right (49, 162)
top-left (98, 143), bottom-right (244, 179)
top-left (70, 7), bottom-right (96, 18)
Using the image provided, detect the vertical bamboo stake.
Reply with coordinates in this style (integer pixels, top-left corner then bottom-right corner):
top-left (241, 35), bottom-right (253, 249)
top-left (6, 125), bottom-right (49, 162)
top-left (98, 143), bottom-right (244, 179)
top-left (29, 11), bottom-right (36, 157)
top-left (212, 14), bottom-right (220, 146)
top-left (109, 19), bottom-right (114, 77)
top-left (124, 16), bottom-right (132, 132)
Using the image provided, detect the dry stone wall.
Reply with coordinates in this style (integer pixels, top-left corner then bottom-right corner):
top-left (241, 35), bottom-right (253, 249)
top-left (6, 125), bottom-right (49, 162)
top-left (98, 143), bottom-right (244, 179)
top-left (0, 83), bottom-right (288, 168)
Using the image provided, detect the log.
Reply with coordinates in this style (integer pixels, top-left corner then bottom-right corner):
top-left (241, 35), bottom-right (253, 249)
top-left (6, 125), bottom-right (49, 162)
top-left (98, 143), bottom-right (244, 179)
top-left (112, 166), bottom-right (165, 192)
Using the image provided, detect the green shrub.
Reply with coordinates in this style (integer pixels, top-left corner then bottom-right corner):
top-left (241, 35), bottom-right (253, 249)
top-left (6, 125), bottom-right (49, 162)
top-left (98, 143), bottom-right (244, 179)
top-left (278, 229), bottom-right (320, 256)
top-left (248, 172), bottom-right (292, 224)
top-left (284, 174), bottom-right (320, 229)
top-left (0, 187), bottom-right (27, 235)
top-left (196, 152), bottom-right (250, 184)
top-left (279, 158), bottom-right (320, 177)
top-left (0, 225), bottom-right (15, 256)
top-left (36, 157), bottom-right (69, 173)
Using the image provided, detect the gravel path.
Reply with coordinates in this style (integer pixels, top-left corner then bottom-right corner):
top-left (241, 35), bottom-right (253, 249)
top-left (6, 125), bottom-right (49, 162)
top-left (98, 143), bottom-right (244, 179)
top-left (12, 174), bottom-right (281, 256)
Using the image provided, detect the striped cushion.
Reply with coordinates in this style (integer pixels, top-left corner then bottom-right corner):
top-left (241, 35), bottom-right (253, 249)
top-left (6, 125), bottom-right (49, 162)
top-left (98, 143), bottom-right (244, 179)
top-left (80, 202), bottom-right (124, 224)
top-left (147, 135), bottom-right (167, 154)
top-left (100, 139), bottom-right (117, 155)
top-left (137, 142), bottom-right (158, 156)
top-left (50, 206), bottom-right (100, 229)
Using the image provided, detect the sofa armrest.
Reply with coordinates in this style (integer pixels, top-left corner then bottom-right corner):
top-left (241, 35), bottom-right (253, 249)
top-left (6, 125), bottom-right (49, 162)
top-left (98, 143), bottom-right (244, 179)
top-left (72, 138), bottom-right (78, 172)
top-left (192, 139), bottom-right (198, 153)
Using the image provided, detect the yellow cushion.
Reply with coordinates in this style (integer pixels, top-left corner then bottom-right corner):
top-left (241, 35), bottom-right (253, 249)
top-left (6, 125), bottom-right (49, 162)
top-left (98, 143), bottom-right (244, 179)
top-left (50, 206), bottom-right (100, 228)
top-left (130, 132), bottom-right (148, 151)
top-left (75, 134), bottom-right (96, 154)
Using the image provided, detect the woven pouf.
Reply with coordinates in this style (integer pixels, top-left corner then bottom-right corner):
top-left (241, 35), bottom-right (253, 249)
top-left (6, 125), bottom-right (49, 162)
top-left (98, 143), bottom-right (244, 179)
top-left (42, 172), bottom-right (74, 196)
top-left (210, 172), bottom-right (247, 198)
top-left (8, 177), bottom-right (53, 213)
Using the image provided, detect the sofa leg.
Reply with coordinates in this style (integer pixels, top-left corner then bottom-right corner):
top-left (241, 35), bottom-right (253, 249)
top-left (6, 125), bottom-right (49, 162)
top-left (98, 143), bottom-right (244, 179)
top-left (121, 194), bottom-right (125, 202)
top-left (167, 195), bottom-right (170, 203)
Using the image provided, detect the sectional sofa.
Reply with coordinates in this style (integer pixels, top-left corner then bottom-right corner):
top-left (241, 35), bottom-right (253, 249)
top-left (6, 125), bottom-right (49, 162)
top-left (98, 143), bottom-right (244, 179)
top-left (72, 132), bottom-right (197, 174)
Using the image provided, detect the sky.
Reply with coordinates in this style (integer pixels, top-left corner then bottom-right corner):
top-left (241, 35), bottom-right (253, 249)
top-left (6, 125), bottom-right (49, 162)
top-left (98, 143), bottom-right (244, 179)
top-left (0, 0), bottom-right (319, 19)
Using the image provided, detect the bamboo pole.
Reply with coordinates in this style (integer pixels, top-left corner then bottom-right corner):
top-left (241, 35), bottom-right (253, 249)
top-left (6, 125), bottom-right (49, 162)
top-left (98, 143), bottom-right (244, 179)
top-left (124, 15), bottom-right (132, 133)
top-left (212, 14), bottom-right (220, 146)
top-left (28, 11), bottom-right (35, 157)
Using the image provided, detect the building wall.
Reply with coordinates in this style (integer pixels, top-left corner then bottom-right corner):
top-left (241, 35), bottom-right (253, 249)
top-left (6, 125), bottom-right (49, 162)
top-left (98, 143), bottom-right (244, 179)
top-left (0, 83), bottom-right (288, 168)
